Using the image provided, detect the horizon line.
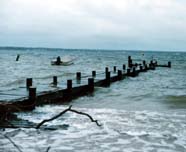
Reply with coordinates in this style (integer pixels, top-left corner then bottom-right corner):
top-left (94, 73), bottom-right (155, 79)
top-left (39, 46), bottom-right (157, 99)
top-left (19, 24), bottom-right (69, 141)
top-left (0, 45), bottom-right (185, 53)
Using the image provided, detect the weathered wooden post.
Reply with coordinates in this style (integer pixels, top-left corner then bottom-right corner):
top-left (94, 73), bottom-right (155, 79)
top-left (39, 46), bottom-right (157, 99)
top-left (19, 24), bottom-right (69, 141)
top-left (105, 67), bottom-right (110, 86)
top-left (28, 87), bottom-right (36, 110)
top-left (16, 54), bottom-right (20, 61)
top-left (65, 79), bottom-right (72, 100)
top-left (105, 71), bottom-right (110, 86)
top-left (113, 66), bottom-right (117, 73)
top-left (149, 63), bottom-right (152, 69)
top-left (26, 78), bottom-right (32, 88)
top-left (143, 60), bottom-right (146, 66)
top-left (29, 87), bottom-right (36, 101)
top-left (88, 78), bottom-right (94, 92)
top-left (127, 68), bottom-right (130, 75)
top-left (117, 70), bottom-right (122, 80)
top-left (168, 61), bottom-right (171, 68)
top-left (92, 71), bottom-right (96, 77)
top-left (132, 67), bottom-right (136, 77)
top-left (105, 67), bottom-right (109, 73)
top-left (53, 76), bottom-right (57, 85)
top-left (128, 56), bottom-right (132, 68)
top-left (76, 72), bottom-right (81, 80)
top-left (67, 80), bottom-right (72, 91)
top-left (123, 64), bottom-right (126, 70)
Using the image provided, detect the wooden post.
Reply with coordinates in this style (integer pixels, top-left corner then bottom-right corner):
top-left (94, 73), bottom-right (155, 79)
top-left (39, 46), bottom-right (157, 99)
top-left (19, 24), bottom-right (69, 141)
top-left (16, 54), bottom-right (20, 61)
top-left (76, 72), bottom-right (81, 80)
top-left (127, 68), bottom-right (130, 75)
top-left (67, 80), bottom-right (72, 90)
top-left (105, 67), bottom-right (110, 86)
top-left (28, 87), bottom-right (36, 110)
top-left (92, 71), bottom-right (96, 77)
top-left (168, 61), bottom-right (171, 68)
top-left (53, 76), bottom-right (57, 85)
top-left (149, 63), bottom-right (152, 69)
top-left (88, 78), bottom-right (94, 92)
top-left (128, 56), bottom-right (131, 61)
top-left (117, 70), bottom-right (122, 80)
top-left (132, 67), bottom-right (136, 76)
top-left (26, 78), bottom-right (32, 88)
top-left (143, 60), bottom-right (146, 66)
top-left (29, 87), bottom-right (36, 100)
top-left (105, 67), bottom-right (109, 73)
top-left (64, 80), bottom-right (72, 101)
top-left (113, 66), bottom-right (117, 73)
top-left (105, 71), bottom-right (110, 86)
top-left (128, 56), bottom-right (132, 68)
top-left (123, 64), bottom-right (126, 70)
top-left (140, 65), bottom-right (143, 71)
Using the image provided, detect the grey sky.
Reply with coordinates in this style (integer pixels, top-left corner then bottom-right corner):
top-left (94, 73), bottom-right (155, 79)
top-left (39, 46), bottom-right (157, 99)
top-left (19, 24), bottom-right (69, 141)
top-left (0, 0), bottom-right (186, 51)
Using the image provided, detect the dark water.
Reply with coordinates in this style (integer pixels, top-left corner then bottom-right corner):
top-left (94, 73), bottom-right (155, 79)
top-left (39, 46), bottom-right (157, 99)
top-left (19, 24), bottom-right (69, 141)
top-left (0, 48), bottom-right (186, 151)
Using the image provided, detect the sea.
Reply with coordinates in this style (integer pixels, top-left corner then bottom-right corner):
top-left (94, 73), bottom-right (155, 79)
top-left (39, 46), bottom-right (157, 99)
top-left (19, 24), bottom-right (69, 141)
top-left (0, 47), bottom-right (186, 152)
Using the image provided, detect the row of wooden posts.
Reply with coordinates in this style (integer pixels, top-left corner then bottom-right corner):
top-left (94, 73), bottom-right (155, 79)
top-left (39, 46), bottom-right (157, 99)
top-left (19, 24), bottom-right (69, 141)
top-left (0, 56), bottom-right (172, 124)
top-left (26, 65), bottom-right (136, 101)
top-left (26, 56), bottom-right (171, 107)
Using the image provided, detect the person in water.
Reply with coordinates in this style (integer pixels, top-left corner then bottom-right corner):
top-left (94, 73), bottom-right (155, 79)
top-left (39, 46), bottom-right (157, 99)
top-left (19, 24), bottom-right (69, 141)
top-left (56, 56), bottom-right (61, 65)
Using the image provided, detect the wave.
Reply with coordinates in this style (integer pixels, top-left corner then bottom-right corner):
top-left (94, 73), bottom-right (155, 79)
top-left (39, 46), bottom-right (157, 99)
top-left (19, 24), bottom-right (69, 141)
top-left (164, 95), bottom-right (186, 109)
top-left (0, 79), bottom-right (25, 87)
top-left (165, 95), bottom-right (186, 102)
top-left (13, 107), bottom-right (186, 152)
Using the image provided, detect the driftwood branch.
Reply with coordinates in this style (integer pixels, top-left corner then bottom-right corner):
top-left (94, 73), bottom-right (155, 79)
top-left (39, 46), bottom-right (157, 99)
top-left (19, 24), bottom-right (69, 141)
top-left (69, 109), bottom-right (101, 127)
top-left (46, 146), bottom-right (51, 152)
top-left (36, 105), bottom-right (72, 129)
top-left (1, 133), bottom-right (23, 152)
top-left (36, 105), bottom-right (101, 129)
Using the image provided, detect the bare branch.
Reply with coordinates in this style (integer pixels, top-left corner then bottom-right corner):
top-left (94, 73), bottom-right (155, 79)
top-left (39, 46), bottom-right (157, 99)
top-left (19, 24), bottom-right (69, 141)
top-left (36, 105), bottom-right (72, 129)
top-left (69, 109), bottom-right (102, 126)
top-left (46, 146), bottom-right (51, 152)
top-left (36, 105), bottom-right (101, 129)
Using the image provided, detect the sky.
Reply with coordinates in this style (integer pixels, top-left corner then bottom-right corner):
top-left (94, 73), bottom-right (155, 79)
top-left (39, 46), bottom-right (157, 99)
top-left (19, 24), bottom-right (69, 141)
top-left (0, 0), bottom-right (186, 51)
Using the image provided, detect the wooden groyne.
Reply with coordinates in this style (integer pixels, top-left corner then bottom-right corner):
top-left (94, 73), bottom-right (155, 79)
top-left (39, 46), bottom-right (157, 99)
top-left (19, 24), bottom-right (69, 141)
top-left (0, 56), bottom-right (171, 123)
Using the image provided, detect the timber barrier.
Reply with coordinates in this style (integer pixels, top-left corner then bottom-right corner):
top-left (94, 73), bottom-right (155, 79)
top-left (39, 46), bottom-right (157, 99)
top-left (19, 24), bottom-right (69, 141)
top-left (0, 56), bottom-right (171, 124)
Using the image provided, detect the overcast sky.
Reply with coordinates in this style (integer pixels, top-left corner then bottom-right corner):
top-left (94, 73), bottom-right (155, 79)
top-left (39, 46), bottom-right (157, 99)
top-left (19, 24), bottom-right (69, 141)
top-left (0, 0), bottom-right (186, 51)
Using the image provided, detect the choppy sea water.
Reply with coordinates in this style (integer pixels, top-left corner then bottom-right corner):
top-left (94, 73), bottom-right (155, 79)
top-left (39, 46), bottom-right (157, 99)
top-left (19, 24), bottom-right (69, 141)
top-left (0, 48), bottom-right (186, 152)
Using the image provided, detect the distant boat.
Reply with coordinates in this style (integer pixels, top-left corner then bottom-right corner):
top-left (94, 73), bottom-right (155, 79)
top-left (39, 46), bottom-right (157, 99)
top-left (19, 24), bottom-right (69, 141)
top-left (51, 55), bottom-right (77, 66)
top-left (51, 60), bottom-right (74, 66)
